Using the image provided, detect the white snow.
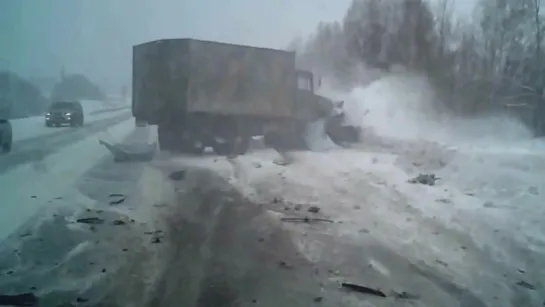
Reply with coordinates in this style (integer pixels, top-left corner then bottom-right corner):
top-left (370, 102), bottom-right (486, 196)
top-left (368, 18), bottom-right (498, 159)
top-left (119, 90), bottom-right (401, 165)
top-left (0, 118), bottom-right (135, 239)
top-left (303, 118), bottom-right (338, 151)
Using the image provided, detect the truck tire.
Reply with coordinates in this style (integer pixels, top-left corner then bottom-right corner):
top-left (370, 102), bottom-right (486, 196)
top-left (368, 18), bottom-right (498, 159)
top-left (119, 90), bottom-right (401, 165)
top-left (1, 136), bottom-right (11, 153)
top-left (158, 125), bottom-right (174, 152)
top-left (178, 139), bottom-right (205, 155)
top-left (212, 141), bottom-right (233, 156)
top-left (233, 137), bottom-right (250, 155)
top-left (212, 137), bottom-right (249, 156)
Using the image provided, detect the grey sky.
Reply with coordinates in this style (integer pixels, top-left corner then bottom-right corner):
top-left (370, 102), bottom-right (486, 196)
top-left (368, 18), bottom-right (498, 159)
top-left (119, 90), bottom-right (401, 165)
top-left (0, 0), bottom-right (476, 91)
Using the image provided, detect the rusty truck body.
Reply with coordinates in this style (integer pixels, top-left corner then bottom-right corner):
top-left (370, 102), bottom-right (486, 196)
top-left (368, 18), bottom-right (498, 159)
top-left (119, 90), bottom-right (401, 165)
top-left (132, 38), bottom-right (336, 155)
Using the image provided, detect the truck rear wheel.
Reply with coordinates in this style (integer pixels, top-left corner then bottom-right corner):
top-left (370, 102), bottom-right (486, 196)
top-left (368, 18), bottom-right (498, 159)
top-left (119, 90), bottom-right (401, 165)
top-left (234, 137), bottom-right (249, 155)
top-left (158, 125), bottom-right (174, 152)
top-left (178, 139), bottom-right (204, 155)
top-left (212, 137), bottom-right (249, 156)
top-left (212, 141), bottom-right (233, 156)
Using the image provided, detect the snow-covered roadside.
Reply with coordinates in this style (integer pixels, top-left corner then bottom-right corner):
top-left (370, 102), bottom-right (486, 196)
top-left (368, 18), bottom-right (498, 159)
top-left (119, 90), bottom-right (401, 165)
top-left (0, 118), bottom-right (135, 239)
top-left (164, 144), bottom-right (543, 306)
top-left (152, 72), bottom-right (545, 305)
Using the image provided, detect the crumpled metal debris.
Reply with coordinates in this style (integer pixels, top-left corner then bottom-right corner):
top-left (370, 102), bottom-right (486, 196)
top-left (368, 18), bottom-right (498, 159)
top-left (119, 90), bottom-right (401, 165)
top-left (99, 140), bottom-right (156, 162)
top-left (408, 173), bottom-right (438, 186)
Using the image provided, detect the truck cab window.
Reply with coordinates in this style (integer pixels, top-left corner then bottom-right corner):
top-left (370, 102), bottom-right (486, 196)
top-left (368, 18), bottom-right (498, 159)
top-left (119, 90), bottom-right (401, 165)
top-left (297, 75), bottom-right (312, 91)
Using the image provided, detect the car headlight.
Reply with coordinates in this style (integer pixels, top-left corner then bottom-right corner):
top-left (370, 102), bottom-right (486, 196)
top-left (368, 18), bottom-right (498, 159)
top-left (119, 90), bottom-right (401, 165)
top-left (45, 112), bottom-right (51, 116)
top-left (65, 112), bottom-right (71, 116)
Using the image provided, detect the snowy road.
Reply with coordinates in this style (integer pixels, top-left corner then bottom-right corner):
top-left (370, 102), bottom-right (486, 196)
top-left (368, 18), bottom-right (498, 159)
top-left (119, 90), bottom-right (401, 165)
top-left (0, 139), bottom-right (542, 306)
top-left (0, 109), bottom-right (133, 237)
top-left (9, 101), bottom-right (130, 141)
top-left (0, 86), bottom-right (543, 305)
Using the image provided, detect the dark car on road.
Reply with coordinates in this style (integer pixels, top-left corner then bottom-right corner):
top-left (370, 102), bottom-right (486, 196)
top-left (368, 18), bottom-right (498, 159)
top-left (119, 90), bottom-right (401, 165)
top-left (45, 101), bottom-right (84, 127)
top-left (0, 119), bottom-right (12, 153)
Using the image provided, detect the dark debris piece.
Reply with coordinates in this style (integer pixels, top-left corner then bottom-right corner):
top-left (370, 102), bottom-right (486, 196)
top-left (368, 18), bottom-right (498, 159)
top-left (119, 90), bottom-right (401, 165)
top-left (341, 282), bottom-right (387, 298)
top-left (392, 291), bottom-right (419, 300)
top-left (277, 261), bottom-right (293, 269)
top-left (516, 280), bottom-right (536, 290)
top-left (0, 292), bottom-right (38, 306)
top-left (408, 173), bottom-right (438, 186)
top-left (19, 232), bottom-right (32, 238)
top-left (76, 217), bottom-right (104, 225)
top-left (280, 217), bottom-right (334, 223)
top-left (109, 196), bottom-right (126, 205)
top-left (169, 170), bottom-right (186, 181)
top-left (308, 206), bottom-right (320, 214)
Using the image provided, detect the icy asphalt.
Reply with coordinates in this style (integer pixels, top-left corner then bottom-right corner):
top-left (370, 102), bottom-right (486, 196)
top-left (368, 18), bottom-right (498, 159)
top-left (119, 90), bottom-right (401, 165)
top-left (0, 117), bottom-right (543, 306)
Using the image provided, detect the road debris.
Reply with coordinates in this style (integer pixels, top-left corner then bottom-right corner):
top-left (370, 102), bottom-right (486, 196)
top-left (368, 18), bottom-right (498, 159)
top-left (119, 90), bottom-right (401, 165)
top-left (0, 292), bottom-right (38, 306)
top-left (99, 139), bottom-right (155, 162)
top-left (76, 217), bottom-right (105, 225)
top-left (408, 173), bottom-right (438, 186)
top-left (252, 162), bottom-right (262, 168)
top-left (277, 261), bottom-right (293, 269)
top-left (280, 217), bottom-right (334, 223)
top-left (341, 282), bottom-right (387, 298)
top-left (527, 186), bottom-right (539, 195)
top-left (392, 291), bottom-right (419, 300)
top-left (19, 232), bottom-right (32, 238)
top-left (483, 201), bottom-right (496, 208)
top-left (516, 280), bottom-right (536, 290)
top-left (112, 219), bottom-right (126, 226)
top-left (169, 170), bottom-right (186, 181)
top-left (436, 198), bottom-right (452, 204)
top-left (435, 259), bottom-right (448, 267)
top-left (308, 206), bottom-right (321, 214)
top-left (109, 195), bottom-right (126, 205)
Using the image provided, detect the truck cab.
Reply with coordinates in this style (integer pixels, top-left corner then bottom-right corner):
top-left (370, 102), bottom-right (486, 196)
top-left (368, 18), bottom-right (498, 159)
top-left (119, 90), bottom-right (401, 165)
top-left (294, 70), bottom-right (334, 121)
top-left (296, 70), bottom-right (315, 92)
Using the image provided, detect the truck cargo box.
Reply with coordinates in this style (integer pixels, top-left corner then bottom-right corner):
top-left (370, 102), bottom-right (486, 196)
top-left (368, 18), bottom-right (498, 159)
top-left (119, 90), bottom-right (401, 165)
top-left (132, 38), bottom-right (298, 124)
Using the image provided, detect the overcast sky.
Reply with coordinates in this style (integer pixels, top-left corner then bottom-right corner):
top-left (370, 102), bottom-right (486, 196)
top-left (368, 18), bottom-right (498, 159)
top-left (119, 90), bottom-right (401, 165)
top-left (0, 0), bottom-right (476, 91)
